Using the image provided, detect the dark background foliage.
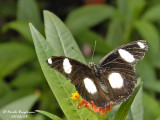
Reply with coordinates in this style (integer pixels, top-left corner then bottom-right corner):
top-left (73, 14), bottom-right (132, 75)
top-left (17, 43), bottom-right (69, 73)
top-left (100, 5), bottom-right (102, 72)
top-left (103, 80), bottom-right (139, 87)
top-left (0, 0), bottom-right (160, 120)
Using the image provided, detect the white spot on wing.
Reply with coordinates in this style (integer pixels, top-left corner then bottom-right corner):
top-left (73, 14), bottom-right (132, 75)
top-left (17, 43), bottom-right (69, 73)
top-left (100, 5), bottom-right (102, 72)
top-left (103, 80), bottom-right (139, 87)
top-left (118, 49), bottom-right (135, 63)
top-left (137, 42), bottom-right (145, 49)
top-left (108, 72), bottom-right (123, 88)
top-left (84, 78), bottom-right (97, 94)
top-left (63, 58), bottom-right (72, 74)
top-left (47, 58), bottom-right (52, 64)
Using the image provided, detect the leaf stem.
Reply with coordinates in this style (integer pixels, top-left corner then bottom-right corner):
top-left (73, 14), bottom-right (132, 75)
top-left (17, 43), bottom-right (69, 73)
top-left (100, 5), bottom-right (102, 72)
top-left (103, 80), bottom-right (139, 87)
top-left (88, 108), bottom-right (107, 120)
top-left (87, 108), bottom-right (100, 118)
top-left (104, 111), bottom-right (110, 119)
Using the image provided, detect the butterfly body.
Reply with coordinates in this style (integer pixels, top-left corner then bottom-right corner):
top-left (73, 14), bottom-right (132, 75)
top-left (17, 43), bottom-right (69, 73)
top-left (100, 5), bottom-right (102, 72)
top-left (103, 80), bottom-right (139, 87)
top-left (46, 40), bottom-right (148, 107)
top-left (88, 62), bottom-right (101, 77)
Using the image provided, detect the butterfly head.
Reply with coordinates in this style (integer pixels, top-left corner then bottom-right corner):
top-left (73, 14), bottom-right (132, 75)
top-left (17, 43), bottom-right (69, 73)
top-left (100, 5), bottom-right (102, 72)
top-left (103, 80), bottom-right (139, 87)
top-left (88, 62), bottom-right (101, 77)
top-left (88, 62), bottom-right (96, 68)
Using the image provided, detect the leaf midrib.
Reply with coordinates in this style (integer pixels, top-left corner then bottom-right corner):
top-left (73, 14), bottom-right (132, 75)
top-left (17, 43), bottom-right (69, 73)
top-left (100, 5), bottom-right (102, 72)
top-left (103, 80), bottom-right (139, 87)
top-left (48, 13), bottom-right (66, 56)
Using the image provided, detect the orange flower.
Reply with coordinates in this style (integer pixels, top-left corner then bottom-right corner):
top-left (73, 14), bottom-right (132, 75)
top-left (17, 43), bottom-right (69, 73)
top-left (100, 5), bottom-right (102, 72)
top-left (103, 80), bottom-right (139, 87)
top-left (99, 108), bottom-right (106, 115)
top-left (106, 103), bottom-right (115, 111)
top-left (110, 103), bottom-right (115, 106)
top-left (71, 91), bottom-right (115, 116)
top-left (106, 105), bottom-right (112, 111)
top-left (91, 101), bottom-right (115, 114)
top-left (78, 99), bottom-right (91, 108)
top-left (91, 101), bottom-right (100, 113)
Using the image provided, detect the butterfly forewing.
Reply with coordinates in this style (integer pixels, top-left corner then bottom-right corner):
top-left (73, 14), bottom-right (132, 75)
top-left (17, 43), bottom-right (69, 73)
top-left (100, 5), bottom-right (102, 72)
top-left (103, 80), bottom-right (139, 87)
top-left (47, 56), bottom-right (108, 107)
top-left (98, 40), bottom-right (148, 66)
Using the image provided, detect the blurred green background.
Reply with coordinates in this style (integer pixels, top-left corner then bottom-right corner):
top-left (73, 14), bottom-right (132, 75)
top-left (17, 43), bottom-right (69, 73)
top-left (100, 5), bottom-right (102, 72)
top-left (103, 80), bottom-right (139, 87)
top-left (0, 0), bottom-right (160, 120)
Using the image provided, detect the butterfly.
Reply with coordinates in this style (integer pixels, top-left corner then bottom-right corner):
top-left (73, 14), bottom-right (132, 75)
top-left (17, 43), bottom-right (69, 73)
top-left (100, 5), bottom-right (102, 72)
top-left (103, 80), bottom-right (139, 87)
top-left (46, 40), bottom-right (148, 107)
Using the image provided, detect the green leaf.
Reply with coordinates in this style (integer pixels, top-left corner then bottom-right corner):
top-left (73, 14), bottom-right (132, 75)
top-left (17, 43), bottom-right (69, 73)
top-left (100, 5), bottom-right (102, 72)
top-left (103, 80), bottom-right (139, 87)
top-left (142, 5), bottom-right (160, 21)
top-left (136, 59), bottom-right (157, 88)
top-left (44, 11), bottom-right (85, 60)
top-left (0, 81), bottom-right (10, 97)
top-left (76, 29), bottom-right (110, 54)
top-left (117, 0), bottom-right (145, 19)
top-left (137, 59), bottom-right (160, 92)
top-left (65, 5), bottom-right (115, 35)
top-left (116, 0), bottom-right (128, 14)
top-left (0, 94), bottom-right (39, 120)
top-left (131, 86), bottom-right (143, 120)
top-left (0, 89), bottom-right (33, 108)
top-left (114, 81), bottom-right (142, 120)
top-left (2, 21), bottom-right (32, 43)
top-left (29, 10), bottom-right (97, 120)
top-left (126, 110), bottom-right (133, 120)
top-left (36, 110), bottom-right (62, 120)
top-left (86, 55), bottom-right (104, 65)
top-left (144, 80), bottom-right (160, 92)
top-left (11, 70), bottom-right (43, 88)
top-left (143, 92), bottom-right (160, 120)
top-left (105, 19), bottom-right (124, 48)
top-left (134, 20), bottom-right (160, 67)
top-left (26, 114), bottom-right (45, 120)
top-left (156, 117), bottom-right (160, 120)
top-left (17, 0), bottom-right (42, 31)
top-left (0, 42), bottom-right (35, 78)
top-left (127, 0), bottom-right (146, 19)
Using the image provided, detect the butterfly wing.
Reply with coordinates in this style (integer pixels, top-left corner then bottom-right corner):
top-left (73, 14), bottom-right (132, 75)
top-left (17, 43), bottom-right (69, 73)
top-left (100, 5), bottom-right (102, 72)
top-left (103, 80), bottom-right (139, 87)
top-left (46, 56), bottom-right (108, 107)
top-left (97, 40), bottom-right (148, 105)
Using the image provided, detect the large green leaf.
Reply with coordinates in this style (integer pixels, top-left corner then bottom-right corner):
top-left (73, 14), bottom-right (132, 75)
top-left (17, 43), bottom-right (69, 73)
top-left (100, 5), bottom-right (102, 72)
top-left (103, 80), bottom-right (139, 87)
top-left (116, 0), bottom-right (128, 15)
top-left (0, 42), bottom-right (35, 78)
top-left (136, 59), bottom-right (157, 88)
top-left (117, 0), bottom-right (145, 20)
top-left (143, 92), bottom-right (160, 120)
top-left (36, 110), bottom-right (62, 120)
top-left (114, 81), bottom-right (142, 120)
top-left (131, 86), bottom-right (143, 120)
top-left (137, 59), bottom-right (160, 92)
top-left (127, 0), bottom-right (146, 19)
top-left (144, 80), bottom-right (160, 92)
top-left (2, 21), bottom-right (32, 43)
top-left (29, 11), bottom-right (97, 120)
top-left (0, 89), bottom-right (33, 108)
top-left (65, 5), bottom-right (115, 35)
top-left (44, 11), bottom-right (85, 60)
top-left (134, 20), bottom-right (160, 67)
top-left (0, 94), bottom-right (39, 120)
top-left (105, 19), bottom-right (124, 48)
top-left (0, 81), bottom-right (10, 98)
top-left (11, 70), bottom-right (43, 88)
top-left (17, 0), bottom-right (42, 31)
top-left (76, 29), bottom-right (110, 54)
top-left (142, 5), bottom-right (160, 22)
top-left (25, 114), bottom-right (45, 120)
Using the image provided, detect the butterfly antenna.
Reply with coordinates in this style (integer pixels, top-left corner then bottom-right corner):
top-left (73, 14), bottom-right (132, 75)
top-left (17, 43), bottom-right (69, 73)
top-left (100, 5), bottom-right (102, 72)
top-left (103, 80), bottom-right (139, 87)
top-left (92, 41), bottom-right (97, 62)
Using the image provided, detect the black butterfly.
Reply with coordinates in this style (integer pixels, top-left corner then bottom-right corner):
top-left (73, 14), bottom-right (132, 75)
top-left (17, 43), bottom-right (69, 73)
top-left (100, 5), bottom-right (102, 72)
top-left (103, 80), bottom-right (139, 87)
top-left (46, 40), bottom-right (148, 107)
